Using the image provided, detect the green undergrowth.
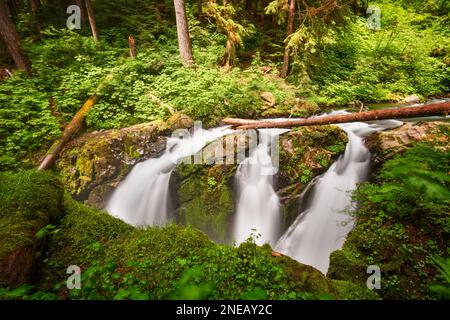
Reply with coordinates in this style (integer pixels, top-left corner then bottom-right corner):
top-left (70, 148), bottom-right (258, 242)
top-left (0, 170), bottom-right (377, 300)
top-left (0, 29), bottom-right (297, 172)
top-left (328, 143), bottom-right (450, 299)
top-left (0, 170), bottom-right (63, 259)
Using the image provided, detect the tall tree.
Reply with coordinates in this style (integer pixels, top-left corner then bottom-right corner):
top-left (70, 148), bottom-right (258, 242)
top-left (75, 0), bottom-right (86, 25)
top-left (28, 0), bottom-right (40, 18)
top-left (173, 0), bottom-right (194, 66)
top-left (205, 1), bottom-right (249, 69)
top-left (84, 0), bottom-right (99, 44)
top-left (0, 0), bottom-right (32, 74)
top-left (28, 0), bottom-right (42, 37)
top-left (281, 0), bottom-right (295, 78)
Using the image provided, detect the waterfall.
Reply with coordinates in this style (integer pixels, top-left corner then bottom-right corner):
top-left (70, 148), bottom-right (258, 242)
top-left (106, 109), bottom-right (405, 274)
top-left (275, 113), bottom-right (402, 273)
top-left (106, 125), bottom-right (232, 227)
top-left (232, 129), bottom-right (288, 246)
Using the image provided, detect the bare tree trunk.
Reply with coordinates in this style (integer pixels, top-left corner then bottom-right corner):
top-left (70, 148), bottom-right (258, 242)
top-left (75, 0), bottom-right (86, 24)
top-left (281, 0), bottom-right (295, 78)
top-left (0, 0), bottom-right (32, 74)
top-left (174, 0), bottom-right (194, 66)
top-left (84, 0), bottom-right (99, 44)
top-left (29, 0), bottom-right (39, 18)
top-left (128, 35), bottom-right (137, 59)
top-left (222, 102), bottom-right (450, 129)
top-left (28, 0), bottom-right (42, 37)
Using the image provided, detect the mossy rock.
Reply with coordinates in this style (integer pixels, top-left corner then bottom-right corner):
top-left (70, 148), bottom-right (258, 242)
top-left (0, 172), bottom-right (339, 299)
top-left (327, 249), bottom-right (366, 283)
top-left (37, 200), bottom-right (338, 299)
top-left (173, 132), bottom-right (256, 243)
top-left (365, 121), bottom-right (450, 166)
top-left (331, 280), bottom-right (380, 300)
top-left (278, 125), bottom-right (348, 229)
top-left (0, 170), bottom-right (64, 287)
top-left (174, 162), bottom-right (236, 243)
top-left (55, 120), bottom-right (169, 208)
top-left (273, 253), bottom-right (335, 295)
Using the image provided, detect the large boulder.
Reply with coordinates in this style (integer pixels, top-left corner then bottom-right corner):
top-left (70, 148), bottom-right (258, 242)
top-left (277, 125), bottom-right (348, 229)
top-left (55, 116), bottom-right (192, 208)
top-left (173, 131), bottom-right (256, 243)
top-left (365, 121), bottom-right (450, 163)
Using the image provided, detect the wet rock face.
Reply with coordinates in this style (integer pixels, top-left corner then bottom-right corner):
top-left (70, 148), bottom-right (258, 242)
top-left (174, 126), bottom-right (349, 242)
top-left (56, 117), bottom-right (193, 208)
top-left (277, 125), bottom-right (348, 230)
top-left (173, 131), bottom-right (257, 243)
top-left (365, 121), bottom-right (450, 164)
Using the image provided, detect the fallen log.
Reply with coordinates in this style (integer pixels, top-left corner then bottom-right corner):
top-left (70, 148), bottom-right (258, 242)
top-left (38, 94), bottom-right (98, 170)
top-left (221, 117), bottom-right (259, 126)
top-left (222, 101), bottom-right (450, 130)
top-left (38, 75), bottom-right (112, 170)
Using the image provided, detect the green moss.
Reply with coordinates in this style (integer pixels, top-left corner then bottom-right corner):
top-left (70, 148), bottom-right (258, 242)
top-left (279, 125), bottom-right (348, 229)
top-left (175, 163), bottom-right (236, 243)
top-left (0, 170), bottom-right (64, 286)
top-left (38, 194), bottom-right (134, 290)
top-left (35, 200), bottom-right (337, 300)
top-left (279, 125), bottom-right (347, 188)
top-left (328, 144), bottom-right (450, 299)
top-left (331, 280), bottom-right (380, 300)
top-left (273, 254), bottom-right (334, 295)
top-left (0, 172), bottom-right (345, 300)
top-left (0, 170), bottom-right (63, 256)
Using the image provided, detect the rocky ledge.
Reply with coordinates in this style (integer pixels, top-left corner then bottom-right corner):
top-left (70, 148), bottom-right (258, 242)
top-left (55, 114), bottom-right (194, 208)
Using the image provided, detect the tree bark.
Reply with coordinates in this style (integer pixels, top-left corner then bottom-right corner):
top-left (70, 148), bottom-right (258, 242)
top-left (84, 0), bottom-right (99, 44)
top-left (222, 102), bottom-right (450, 129)
top-left (128, 35), bottom-right (137, 59)
top-left (29, 0), bottom-right (40, 18)
top-left (6, 0), bottom-right (19, 16)
top-left (38, 95), bottom-right (98, 170)
top-left (281, 0), bottom-right (295, 78)
top-left (75, 0), bottom-right (86, 24)
top-left (38, 74), bottom-right (112, 170)
top-left (0, 0), bottom-right (32, 74)
top-left (174, 0), bottom-right (194, 66)
top-left (28, 0), bottom-right (42, 37)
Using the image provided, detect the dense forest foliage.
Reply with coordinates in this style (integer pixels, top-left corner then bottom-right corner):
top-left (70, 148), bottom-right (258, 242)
top-left (0, 0), bottom-right (449, 301)
top-left (0, 0), bottom-right (449, 171)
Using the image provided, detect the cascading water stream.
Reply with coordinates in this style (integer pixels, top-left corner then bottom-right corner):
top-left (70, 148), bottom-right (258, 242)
top-left (232, 128), bottom-right (288, 246)
top-left (106, 109), bottom-right (406, 274)
top-left (106, 126), bottom-right (232, 227)
top-left (275, 112), bottom-right (402, 273)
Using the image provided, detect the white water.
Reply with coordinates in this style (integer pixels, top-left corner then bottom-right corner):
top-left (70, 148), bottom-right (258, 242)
top-left (232, 129), bottom-right (288, 246)
top-left (106, 110), bottom-right (406, 272)
top-left (275, 112), bottom-right (402, 273)
top-left (106, 126), bottom-right (232, 227)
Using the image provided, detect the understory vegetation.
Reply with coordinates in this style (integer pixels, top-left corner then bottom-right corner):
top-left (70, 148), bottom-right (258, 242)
top-left (328, 126), bottom-right (450, 299)
top-left (1, 170), bottom-right (374, 300)
top-left (1, 0), bottom-right (449, 171)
